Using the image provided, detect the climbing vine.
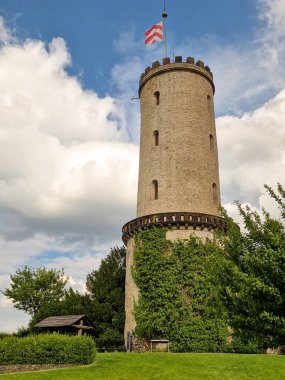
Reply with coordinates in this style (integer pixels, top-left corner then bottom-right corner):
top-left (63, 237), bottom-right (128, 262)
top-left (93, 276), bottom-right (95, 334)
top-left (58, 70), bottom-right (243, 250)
top-left (132, 228), bottom-right (229, 352)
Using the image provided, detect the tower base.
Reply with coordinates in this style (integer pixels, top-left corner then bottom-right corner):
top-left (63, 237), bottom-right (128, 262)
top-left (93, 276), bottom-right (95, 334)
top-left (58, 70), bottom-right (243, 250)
top-left (123, 213), bottom-right (226, 349)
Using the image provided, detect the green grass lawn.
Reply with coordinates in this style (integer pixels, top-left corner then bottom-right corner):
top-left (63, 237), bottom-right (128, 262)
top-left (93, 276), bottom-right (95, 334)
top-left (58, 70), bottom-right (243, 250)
top-left (1, 352), bottom-right (285, 380)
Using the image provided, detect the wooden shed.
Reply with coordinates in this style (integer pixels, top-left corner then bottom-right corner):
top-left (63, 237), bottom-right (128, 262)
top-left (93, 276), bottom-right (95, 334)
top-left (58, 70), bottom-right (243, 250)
top-left (34, 315), bottom-right (95, 336)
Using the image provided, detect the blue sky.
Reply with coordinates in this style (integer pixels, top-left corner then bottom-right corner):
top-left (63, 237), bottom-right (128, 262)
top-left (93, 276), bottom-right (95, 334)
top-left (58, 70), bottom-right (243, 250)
top-left (1, 0), bottom-right (285, 331)
top-left (1, 0), bottom-right (258, 95)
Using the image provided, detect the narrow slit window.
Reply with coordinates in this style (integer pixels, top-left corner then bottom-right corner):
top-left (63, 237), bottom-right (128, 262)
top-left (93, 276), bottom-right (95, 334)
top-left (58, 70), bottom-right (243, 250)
top-left (210, 134), bottom-right (214, 151)
top-left (154, 91), bottom-right (160, 105)
top-left (154, 130), bottom-right (159, 146)
top-left (207, 95), bottom-right (211, 111)
top-left (212, 183), bottom-right (218, 204)
top-left (152, 180), bottom-right (158, 200)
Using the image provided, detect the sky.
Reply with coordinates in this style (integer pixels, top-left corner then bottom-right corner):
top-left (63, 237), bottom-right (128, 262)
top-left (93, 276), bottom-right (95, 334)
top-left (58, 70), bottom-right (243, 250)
top-left (0, 0), bottom-right (285, 331)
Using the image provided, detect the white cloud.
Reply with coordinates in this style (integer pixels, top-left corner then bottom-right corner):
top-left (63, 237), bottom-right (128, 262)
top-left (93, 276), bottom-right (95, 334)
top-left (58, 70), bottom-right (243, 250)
top-left (259, 0), bottom-right (285, 36)
top-left (0, 17), bottom-right (137, 331)
top-left (0, 295), bottom-right (29, 333)
top-left (217, 89), bottom-right (285, 207)
top-left (0, 17), bottom-right (138, 243)
top-left (113, 29), bottom-right (141, 54)
top-left (0, 16), bottom-right (15, 45)
top-left (0, 234), bottom-right (50, 273)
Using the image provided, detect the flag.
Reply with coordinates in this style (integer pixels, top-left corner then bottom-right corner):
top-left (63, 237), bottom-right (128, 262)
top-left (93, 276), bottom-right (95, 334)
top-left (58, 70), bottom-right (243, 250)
top-left (145, 22), bottom-right (163, 46)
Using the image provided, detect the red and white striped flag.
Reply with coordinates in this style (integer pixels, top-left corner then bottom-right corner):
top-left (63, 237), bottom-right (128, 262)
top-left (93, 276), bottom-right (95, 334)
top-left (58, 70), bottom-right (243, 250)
top-left (145, 22), bottom-right (163, 46)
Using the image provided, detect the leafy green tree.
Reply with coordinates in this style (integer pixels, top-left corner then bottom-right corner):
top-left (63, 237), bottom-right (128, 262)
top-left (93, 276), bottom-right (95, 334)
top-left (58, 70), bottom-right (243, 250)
top-left (30, 288), bottom-right (93, 327)
top-left (86, 246), bottom-right (126, 347)
top-left (2, 266), bottom-right (67, 317)
top-left (131, 184), bottom-right (285, 352)
top-left (218, 184), bottom-right (285, 350)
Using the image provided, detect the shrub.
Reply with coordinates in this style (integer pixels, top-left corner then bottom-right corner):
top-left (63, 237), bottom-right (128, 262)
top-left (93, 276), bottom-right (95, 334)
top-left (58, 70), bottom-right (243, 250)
top-left (227, 336), bottom-right (265, 354)
top-left (95, 328), bottom-right (124, 349)
top-left (15, 326), bottom-right (33, 337)
top-left (0, 332), bottom-right (11, 339)
top-left (0, 333), bottom-right (96, 365)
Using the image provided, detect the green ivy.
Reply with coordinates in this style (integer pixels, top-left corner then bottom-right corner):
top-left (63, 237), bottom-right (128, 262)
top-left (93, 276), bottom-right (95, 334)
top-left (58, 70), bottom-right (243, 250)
top-left (132, 228), bottom-right (229, 352)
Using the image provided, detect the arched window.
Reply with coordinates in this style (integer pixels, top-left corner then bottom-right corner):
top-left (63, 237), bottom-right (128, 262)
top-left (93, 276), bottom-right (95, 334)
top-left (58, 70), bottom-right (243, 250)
top-left (212, 183), bottom-right (218, 204)
top-left (209, 134), bottom-right (214, 151)
top-left (152, 180), bottom-right (158, 200)
top-left (154, 130), bottom-right (159, 146)
top-left (154, 91), bottom-right (160, 105)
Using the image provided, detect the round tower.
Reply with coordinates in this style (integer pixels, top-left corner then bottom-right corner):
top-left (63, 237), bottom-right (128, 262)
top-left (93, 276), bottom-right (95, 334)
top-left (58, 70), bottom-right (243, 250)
top-left (122, 56), bottom-right (225, 347)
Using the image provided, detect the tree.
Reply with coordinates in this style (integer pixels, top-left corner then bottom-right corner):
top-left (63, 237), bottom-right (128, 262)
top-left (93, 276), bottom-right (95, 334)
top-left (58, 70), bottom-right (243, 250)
top-left (30, 288), bottom-right (93, 327)
top-left (2, 266), bottom-right (67, 317)
top-left (218, 184), bottom-right (285, 350)
top-left (130, 184), bottom-right (285, 352)
top-left (86, 246), bottom-right (126, 347)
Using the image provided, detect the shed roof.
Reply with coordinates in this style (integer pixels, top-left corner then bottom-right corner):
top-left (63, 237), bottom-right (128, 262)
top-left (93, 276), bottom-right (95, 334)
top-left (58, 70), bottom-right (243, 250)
top-left (34, 315), bottom-right (87, 328)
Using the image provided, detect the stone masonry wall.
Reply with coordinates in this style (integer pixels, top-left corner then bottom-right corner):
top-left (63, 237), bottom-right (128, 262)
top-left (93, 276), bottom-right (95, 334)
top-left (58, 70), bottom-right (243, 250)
top-left (137, 61), bottom-right (221, 218)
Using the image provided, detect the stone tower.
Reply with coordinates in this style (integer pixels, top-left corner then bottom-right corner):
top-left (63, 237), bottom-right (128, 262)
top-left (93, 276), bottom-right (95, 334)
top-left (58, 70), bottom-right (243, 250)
top-left (122, 56), bottom-right (225, 345)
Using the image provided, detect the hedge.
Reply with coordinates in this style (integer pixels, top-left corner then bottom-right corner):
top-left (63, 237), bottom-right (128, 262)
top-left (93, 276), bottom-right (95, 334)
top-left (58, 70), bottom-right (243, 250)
top-left (0, 333), bottom-right (96, 365)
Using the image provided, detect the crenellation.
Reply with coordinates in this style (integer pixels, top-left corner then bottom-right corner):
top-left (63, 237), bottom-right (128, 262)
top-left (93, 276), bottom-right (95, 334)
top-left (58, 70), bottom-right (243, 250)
top-left (162, 57), bottom-right (171, 65)
top-left (144, 66), bottom-right (151, 75)
top-left (139, 56), bottom-right (213, 91)
top-left (152, 60), bottom-right (160, 68)
top-left (186, 56), bottom-right (195, 64)
top-left (174, 55), bottom-right (183, 63)
top-left (196, 60), bottom-right (204, 68)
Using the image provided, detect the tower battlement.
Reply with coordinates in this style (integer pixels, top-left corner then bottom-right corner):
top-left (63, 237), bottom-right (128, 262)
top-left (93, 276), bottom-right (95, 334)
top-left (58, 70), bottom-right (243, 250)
top-left (139, 56), bottom-right (214, 94)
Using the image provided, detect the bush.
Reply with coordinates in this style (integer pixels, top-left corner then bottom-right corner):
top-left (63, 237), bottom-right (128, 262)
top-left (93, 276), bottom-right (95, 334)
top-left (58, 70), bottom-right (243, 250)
top-left (15, 326), bottom-right (33, 338)
top-left (0, 333), bottom-right (96, 365)
top-left (95, 328), bottom-right (124, 349)
top-left (227, 336), bottom-right (265, 354)
top-left (0, 332), bottom-right (11, 339)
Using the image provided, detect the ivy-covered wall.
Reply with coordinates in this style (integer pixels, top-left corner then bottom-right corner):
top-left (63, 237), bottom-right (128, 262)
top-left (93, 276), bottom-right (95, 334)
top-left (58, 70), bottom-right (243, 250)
top-left (132, 228), bottom-right (228, 352)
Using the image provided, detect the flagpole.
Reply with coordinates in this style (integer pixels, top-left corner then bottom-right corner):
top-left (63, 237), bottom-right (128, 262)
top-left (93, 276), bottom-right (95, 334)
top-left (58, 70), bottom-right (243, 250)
top-left (162, 1), bottom-right (168, 58)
